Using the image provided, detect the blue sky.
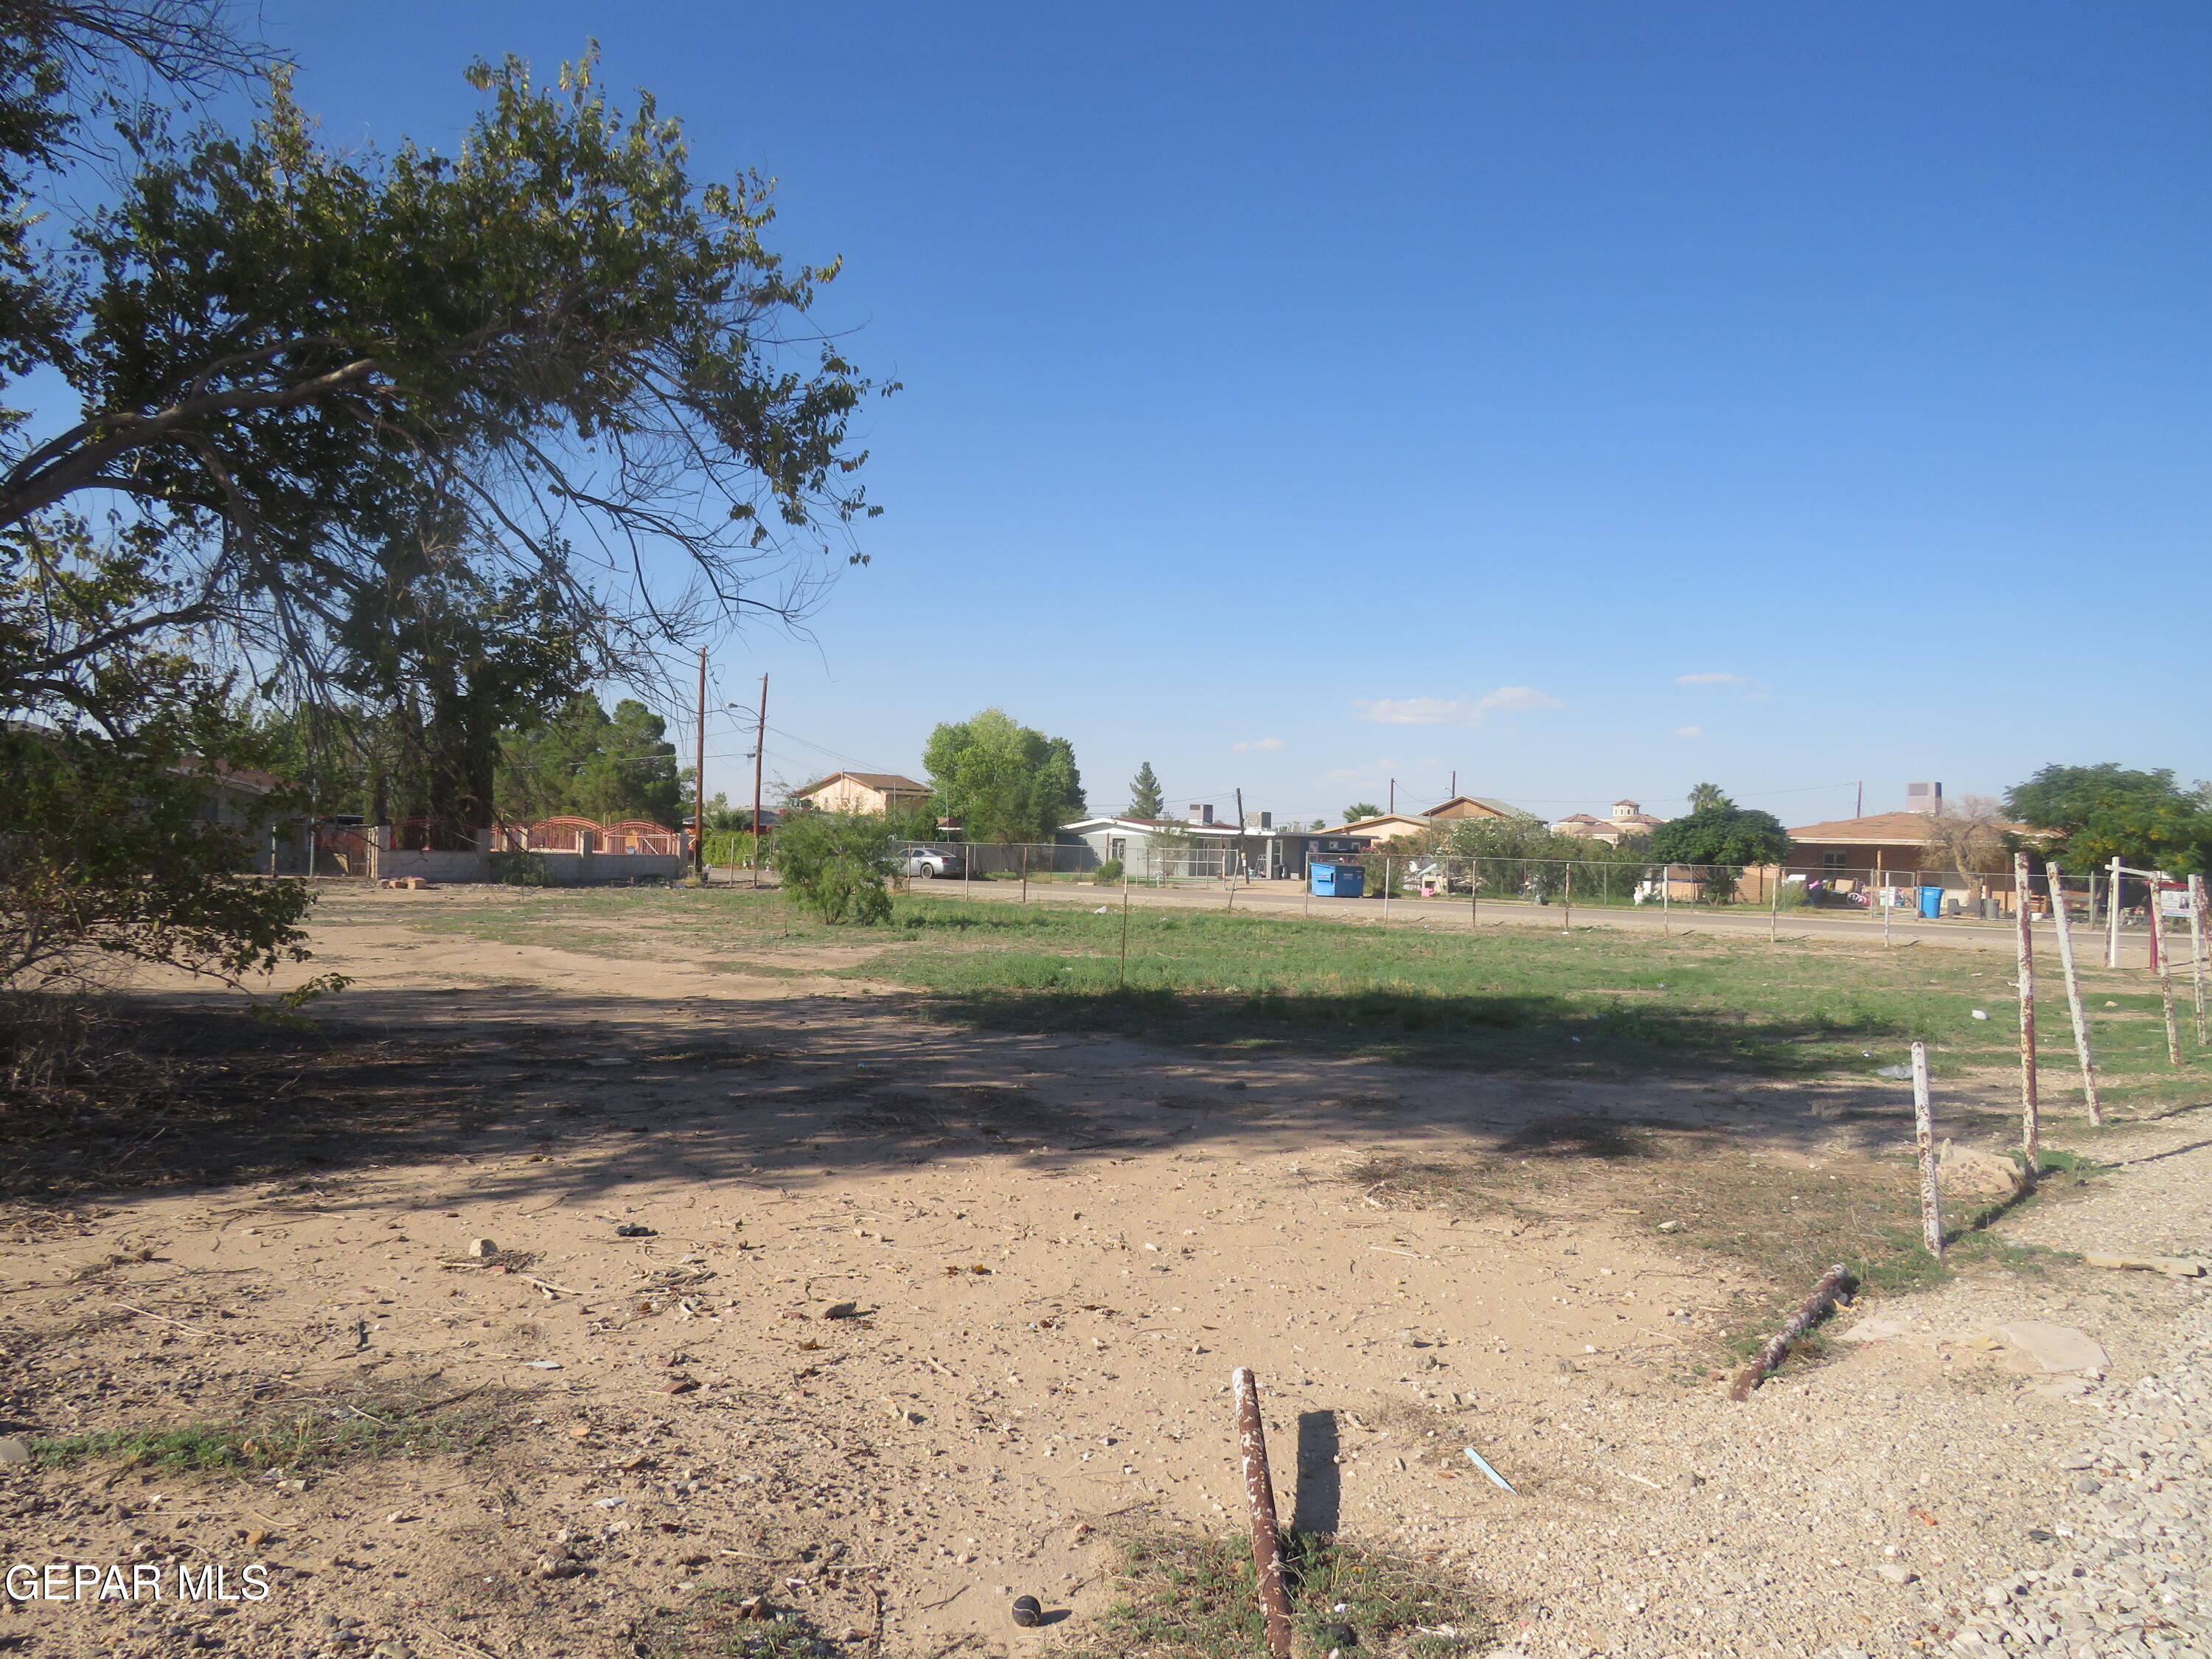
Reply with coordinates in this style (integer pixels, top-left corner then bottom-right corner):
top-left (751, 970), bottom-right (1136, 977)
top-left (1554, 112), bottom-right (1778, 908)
top-left (260, 1), bottom-right (2207, 827)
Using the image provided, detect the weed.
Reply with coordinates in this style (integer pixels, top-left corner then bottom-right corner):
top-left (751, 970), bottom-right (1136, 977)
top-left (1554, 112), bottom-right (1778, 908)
top-left (1056, 1531), bottom-right (1497, 1659)
top-left (631, 1592), bottom-right (846, 1659)
top-left (27, 1385), bottom-right (517, 1475)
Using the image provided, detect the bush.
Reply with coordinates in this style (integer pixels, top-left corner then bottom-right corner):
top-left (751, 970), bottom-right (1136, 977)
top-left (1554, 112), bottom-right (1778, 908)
top-left (773, 811), bottom-right (898, 924)
top-left (1095, 858), bottom-right (1124, 886)
top-left (490, 849), bottom-right (549, 886)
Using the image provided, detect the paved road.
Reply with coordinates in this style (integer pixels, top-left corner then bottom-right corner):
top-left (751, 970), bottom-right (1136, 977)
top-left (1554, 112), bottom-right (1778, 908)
top-left (905, 872), bottom-right (2163, 965)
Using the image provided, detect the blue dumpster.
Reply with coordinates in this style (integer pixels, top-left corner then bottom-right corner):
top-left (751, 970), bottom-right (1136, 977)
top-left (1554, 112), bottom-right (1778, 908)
top-left (1917, 885), bottom-right (1943, 919)
top-left (1311, 861), bottom-right (1364, 898)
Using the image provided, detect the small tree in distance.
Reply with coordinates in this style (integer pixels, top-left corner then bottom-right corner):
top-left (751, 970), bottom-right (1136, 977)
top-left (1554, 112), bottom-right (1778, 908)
top-left (1342, 801), bottom-right (1382, 824)
top-left (1126, 761), bottom-right (1164, 820)
top-left (1686, 781), bottom-right (1731, 814)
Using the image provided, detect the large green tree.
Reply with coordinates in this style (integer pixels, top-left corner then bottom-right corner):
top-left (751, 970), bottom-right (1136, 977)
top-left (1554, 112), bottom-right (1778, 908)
top-left (496, 695), bottom-right (683, 827)
top-left (2005, 763), bottom-right (2212, 875)
top-left (1649, 799), bottom-right (1791, 902)
top-left (923, 709), bottom-right (1084, 844)
top-left (5, 42), bottom-right (888, 757)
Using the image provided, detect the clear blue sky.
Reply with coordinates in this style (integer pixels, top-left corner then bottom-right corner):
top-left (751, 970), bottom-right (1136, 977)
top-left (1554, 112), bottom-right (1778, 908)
top-left (262, 1), bottom-right (2209, 828)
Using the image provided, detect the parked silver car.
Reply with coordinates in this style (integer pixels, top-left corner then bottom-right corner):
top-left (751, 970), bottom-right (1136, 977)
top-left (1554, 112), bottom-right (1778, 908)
top-left (902, 846), bottom-right (965, 879)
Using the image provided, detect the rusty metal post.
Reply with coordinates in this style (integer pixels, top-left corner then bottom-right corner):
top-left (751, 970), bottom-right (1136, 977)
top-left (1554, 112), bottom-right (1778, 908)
top-left (2190, 874), bottom-right (2208, 1046)
top-left (2014, 852), bottom-right (2039, 1171)
top-left (1231, 1368), bottom-right (1295, 1659)
top-left (2149, 871), bottom-right (2179, 1065)
top-left (2044, 860), bottom-right (2103, 1125)
top-left (1911, 1040), bottom-right (1944, 1261)
top-left (1728, 1263), bottom-right (1852, 1400)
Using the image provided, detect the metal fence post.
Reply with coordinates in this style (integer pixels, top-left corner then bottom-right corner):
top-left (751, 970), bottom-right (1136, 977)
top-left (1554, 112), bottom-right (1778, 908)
top-left (2014, 850), bottom-right (2039, 1169)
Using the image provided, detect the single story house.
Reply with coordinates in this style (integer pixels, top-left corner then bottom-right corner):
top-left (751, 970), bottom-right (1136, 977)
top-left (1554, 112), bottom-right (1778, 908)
top-left (1324, 812), bottom-right (1439, 844)
top-left (1782, 810), bottom-right (2038, 909)
top-left (1422, 794), bottom-right (1526, 822)
top-left (793, 771), bottom-right (932, 815)
top-left (1060, 804), bottom-right (1355, 881)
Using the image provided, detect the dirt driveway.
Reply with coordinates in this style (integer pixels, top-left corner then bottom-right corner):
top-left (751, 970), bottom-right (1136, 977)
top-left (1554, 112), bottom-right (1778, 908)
top-left (2, 884), bottom-right (2205, 1659)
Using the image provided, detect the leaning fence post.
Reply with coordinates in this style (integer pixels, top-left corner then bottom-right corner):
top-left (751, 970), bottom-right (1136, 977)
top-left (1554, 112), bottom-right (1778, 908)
top-left (2044, 860), bottom-right (2103, 1124)
top-left (2013, 852), bottom-right (2039, 1172)
top-left (1911, 1040), bottom-right (1944, 1259)
top-left (2149, 870), bottom-right (2180, 1065)
top-left (1231, 1368), bottom-right (1296, 1659)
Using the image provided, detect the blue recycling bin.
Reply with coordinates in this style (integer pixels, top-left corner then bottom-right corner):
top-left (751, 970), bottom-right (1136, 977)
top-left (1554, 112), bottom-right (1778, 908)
top-left (1310, 861), bottom-right (1364, 898)
top-left (1916, 885), bottom-right (1944, 919)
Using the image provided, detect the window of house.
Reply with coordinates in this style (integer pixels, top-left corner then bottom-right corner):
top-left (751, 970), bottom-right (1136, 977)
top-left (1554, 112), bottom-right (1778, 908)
top-left (1821, 851), bottom-right (1848, 871)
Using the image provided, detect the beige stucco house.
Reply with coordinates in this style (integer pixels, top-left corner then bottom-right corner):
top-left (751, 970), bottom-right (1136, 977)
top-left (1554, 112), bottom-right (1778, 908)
top-left (793, 771), bottom-right (932, 814)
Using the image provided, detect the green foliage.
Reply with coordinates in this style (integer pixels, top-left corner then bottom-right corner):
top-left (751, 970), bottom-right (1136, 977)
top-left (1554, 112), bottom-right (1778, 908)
top-left (1342, 801), bottom-right (1382, 823)
top-left (773, 810), bottom-right (897, 924)
top-left (923, 708), bottom-right (1085, 842)
top-left (1126, 760), bottom-right (1163, 819)
top-left (496, 696), bottom-right (682, 826)
top-left (1686, 781), bottom-right (1732, 813)
top-left (1649, 804), bottom-right (1790, 901)
top-left (2005, 763), bottom-right (2212, 876)
top-left (2, 42), bottom-right (888, 807)
top-left (0, 523), bottom-right (315, 992)
top-left (1094, 858), bottom-right (1124, 886)
top-left (490, 849), bottom-right (549, 886)
top-left (1439, 815), bottom-right (1646, 895)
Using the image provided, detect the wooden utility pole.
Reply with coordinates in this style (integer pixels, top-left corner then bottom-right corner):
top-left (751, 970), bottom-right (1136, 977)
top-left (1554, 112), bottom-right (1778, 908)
top-left (1911, 1040), bottom-right (1944, 1261)
top-left (2013, 851), bottom-right (2038, 1170)
top-left (749, 673), bottom-right (768, 888)
top-left (2044, 859), bottom-right (2102, 1124)
top-left (692, 647), bottom-right (708, 880)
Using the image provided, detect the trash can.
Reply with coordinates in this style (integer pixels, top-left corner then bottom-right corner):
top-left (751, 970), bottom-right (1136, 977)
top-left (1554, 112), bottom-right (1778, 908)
top-left (1311, 861), bottom-right (1364, 898)
top-left (1916, 886), bottom-right (1943, 919)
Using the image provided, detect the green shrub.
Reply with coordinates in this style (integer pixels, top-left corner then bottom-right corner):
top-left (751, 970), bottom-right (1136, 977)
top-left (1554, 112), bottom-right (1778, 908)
top-left (1095, 858), bottom-right (1124, 886)
top-left (490, 850), bottom-right (549, 886)
top-left (773, 811), bottom-right (897, 924)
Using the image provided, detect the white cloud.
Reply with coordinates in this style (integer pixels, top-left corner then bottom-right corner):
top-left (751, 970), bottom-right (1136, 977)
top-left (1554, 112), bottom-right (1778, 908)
top-left (1675, 672), bottom-right (1751, 686)
top-left (1672, 725), bottom-right (1705, 738)
top-left (1231, 737), bottom-right (1284, 752)
top-left (1352, 686), bottom-right (1563, 727)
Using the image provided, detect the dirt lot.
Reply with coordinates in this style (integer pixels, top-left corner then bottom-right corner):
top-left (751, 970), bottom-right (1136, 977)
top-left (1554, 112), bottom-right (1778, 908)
top-left (1, 882), bottom-right (2206, 1659)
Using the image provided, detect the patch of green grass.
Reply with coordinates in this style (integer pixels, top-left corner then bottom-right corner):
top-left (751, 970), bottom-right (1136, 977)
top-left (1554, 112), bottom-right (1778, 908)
top-left (27, 1388), bottom-right (515, 1474)
top-left (1056, 1531), bottom-right (1497, 1659)
top-left (357, 886), bottom-right (2212, 1102)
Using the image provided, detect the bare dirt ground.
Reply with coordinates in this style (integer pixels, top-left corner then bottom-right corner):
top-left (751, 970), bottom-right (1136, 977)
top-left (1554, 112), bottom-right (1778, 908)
top-left (2, 883), bottom-right (2206, 1659)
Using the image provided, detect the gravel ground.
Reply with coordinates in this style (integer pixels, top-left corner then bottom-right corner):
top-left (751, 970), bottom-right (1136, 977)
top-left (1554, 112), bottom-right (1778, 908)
top-left (1459, 1116), bottom-right (2212, 1659)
